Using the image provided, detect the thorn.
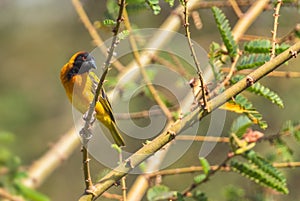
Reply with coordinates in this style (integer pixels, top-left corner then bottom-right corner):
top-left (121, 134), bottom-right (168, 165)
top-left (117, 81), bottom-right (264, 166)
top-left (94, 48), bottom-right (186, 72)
top-left (189, 77), bottom-right (198, 88)
top-left (168, 129), bottom-right (176, 137)
top-left (289, 49), bottom-right (297, 58)
top-left (83, 158), bottom-right (91, 164)
top-left (125, 158), bottom-right (134, 168)
top-left (246, 76), bottom-right (255, 87)
top-left (114, 180), bottom-right (121, 186)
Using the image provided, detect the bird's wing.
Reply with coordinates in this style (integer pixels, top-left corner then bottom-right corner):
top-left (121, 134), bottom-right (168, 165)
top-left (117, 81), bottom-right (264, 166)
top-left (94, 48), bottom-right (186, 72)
top-left (89, 72), bottom-right (116, 122)
top-left (89, 72), bottom-right (99, 95)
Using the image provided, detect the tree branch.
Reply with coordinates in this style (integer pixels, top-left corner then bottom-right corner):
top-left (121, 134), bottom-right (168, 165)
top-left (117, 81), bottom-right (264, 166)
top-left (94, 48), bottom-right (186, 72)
top-left (78, 38), bottom-right (300, 201)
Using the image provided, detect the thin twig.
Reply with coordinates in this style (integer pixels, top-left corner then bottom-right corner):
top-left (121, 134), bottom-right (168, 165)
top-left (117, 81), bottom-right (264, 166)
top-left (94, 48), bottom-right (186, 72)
top-left (270, 0), bottom-right (283, 59)
top-left (82, 146), bottom-right (93, 191)
top-left (145, 161), bottom-right (300, 179)
top-left (229, 0), bottom-right (244, 18)
top-left (182, 0), bottom-right (207, 108)
top-left (123, 9), bottom-right (173, 121)
top-left (119, 152), bottom-right (127, 201)
top-left (193, 0), bottom-right (296, 10)
top-left (176, 135), bottom-right (230, 143)
top-left (191, 11), bottom-right (202, 30)
top-left (221, 53), bottom-right (240, 85)
top-left (222, 68), bottom-right (300, 78)
top-left (240, 34), bottom-right (273, 41)
top-left (260, 124), bottom-right (300, 142)
top-left (103, 192), bottom-right (122, 200)
top-left (71, 0), bottom-right (125, 72)
top-left (115, 105), bottom-right (178, 120)
top-left (151, 54), bottom-right (187, 77)
top-left (146, 165), bottom-right (229, 179)
top-left (169, 53), bottom-right (188, 77)
top-left (79, 0), bottom-right (126, 193)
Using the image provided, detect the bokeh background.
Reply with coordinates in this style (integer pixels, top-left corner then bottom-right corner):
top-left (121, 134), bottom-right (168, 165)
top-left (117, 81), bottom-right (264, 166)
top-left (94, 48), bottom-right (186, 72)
top-left (0, 1), bottom-right (300, 200)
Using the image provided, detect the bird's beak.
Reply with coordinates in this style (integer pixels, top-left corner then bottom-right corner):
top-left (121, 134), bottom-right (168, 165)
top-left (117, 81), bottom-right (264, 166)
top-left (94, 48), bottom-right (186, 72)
top-left (80, 54), bottom-right (97, 73)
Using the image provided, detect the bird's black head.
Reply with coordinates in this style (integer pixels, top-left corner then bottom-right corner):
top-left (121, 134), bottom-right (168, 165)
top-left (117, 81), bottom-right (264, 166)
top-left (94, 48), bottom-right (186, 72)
top-left (67, 51), bottom-right (97, 80)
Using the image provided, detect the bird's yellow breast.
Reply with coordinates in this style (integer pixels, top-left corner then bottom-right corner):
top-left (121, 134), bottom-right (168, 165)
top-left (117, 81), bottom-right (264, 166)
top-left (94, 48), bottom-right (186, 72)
top-left (71, 73), bottom-right (96, 114)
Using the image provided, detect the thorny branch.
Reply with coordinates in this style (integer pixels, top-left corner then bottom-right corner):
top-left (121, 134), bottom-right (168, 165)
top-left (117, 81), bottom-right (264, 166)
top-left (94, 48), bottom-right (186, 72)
top-left (270, 0), bottom-right (283, 59)
top-left (182, 0), bottom-right (208, 108)
top-left (79, 0), bottom-right (126, 193)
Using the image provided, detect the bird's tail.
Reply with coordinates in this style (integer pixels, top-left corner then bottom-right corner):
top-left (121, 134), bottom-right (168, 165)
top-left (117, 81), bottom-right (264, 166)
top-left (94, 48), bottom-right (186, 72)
top-left (109, 121), bottom-right (125, 147)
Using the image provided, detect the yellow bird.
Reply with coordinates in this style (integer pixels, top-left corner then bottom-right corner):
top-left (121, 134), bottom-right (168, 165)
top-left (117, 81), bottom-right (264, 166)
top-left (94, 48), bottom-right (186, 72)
top-left (60, 51), bottom-right (125, 146)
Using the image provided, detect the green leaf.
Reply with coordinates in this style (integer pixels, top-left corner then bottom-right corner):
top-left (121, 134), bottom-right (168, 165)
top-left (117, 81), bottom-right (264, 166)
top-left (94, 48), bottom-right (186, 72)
top-left (165, 0), bottom-right (174, 7)
top-left (147, 185), bottom-right (173, 201)
top-left (244, 40), bottom-right (290, 54)
top-left (230, 160), bottom-right (289, 194)
top-left (230, 94), bottom-right (267, 129)
top-left (103, 19), bottom-right (116, 26)
top-left (237, 54), bottom-right (270, 70)
top-left (192, 190), bottom-right (208, 201)
top-left (249, 82), bottom-right (284, 108)
top-left (231, 75), bottom-right (284, 108)
top-left (146, 0), bottom-right (161, 15)
top-left (199, 157), bottom-right (210, 175)
top-left (211, 7), bottom-right (238, 58)
top-left (193, 174), bottom-right (206, 184)
top-left (14, 181), bottom-right (50, 201)
top-left (118, 30), bottom-right (130, 40)
top-left (244, 150), bottom-right (286, 183)
top-left (178, 0), bottom-right (185, 6)
top-left (176, 192), bottom-right (185, 201)
top-left (276, 43), bottom-right (290, 54)
top-left (230, 116), bottom-right (252, 138)
top-left (244, 40), bottom-right (271, 54)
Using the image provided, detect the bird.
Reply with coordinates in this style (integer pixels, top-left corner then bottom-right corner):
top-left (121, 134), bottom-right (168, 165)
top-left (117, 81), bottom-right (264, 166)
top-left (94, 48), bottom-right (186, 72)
top-left (60, 51), bottom-right (125, 146)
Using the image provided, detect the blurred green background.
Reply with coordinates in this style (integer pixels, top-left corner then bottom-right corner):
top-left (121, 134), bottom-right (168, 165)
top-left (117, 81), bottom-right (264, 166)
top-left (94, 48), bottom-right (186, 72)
top-left (0, 1), bottom-right (300, 200)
